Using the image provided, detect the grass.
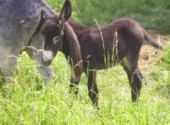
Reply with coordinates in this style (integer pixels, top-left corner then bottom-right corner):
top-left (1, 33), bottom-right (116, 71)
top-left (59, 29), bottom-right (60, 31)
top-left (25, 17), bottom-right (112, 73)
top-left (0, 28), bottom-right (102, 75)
top-left (75, 0), bottom-right (170, 34)
top-left (47, 0), bottom-right (170, 34)
top-left (0, 0), bottom-right (170, 124)
top-left (0, 51), bottom-right (169, 124)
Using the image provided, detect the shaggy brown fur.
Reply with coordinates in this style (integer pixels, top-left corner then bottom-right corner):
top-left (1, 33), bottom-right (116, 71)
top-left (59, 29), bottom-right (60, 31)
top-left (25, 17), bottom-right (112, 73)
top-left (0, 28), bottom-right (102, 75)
top-left (42, 16), bottom-right (162, 108)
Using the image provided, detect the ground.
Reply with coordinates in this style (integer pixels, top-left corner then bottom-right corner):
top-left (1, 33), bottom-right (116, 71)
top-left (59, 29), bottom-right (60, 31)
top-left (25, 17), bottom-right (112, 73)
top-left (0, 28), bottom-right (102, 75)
top-left (139, 31), bottom-right (170, 71)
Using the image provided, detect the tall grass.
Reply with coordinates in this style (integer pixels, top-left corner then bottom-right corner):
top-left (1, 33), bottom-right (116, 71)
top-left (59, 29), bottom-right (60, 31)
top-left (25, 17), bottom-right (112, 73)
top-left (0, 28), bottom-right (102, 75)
top-left (0, 0), bottom-right (169, 124)
top-left (0, 51), bottom-right (169, 124)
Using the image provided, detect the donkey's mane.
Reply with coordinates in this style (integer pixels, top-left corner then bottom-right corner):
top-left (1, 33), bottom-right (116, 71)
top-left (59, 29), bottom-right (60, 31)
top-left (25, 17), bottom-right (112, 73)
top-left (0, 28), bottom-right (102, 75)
top-left (67, 19), bottom-right (93, 36)
top-left (68, 20), bottom-right (88, 31)
top-left (68, 18), bottom-right (144, 36)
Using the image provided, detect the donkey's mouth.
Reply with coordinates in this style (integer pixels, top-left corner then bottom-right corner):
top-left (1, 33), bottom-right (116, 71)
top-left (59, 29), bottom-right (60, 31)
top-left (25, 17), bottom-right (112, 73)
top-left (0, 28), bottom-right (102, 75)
top-left (42, 59), bottom-right (52, 66)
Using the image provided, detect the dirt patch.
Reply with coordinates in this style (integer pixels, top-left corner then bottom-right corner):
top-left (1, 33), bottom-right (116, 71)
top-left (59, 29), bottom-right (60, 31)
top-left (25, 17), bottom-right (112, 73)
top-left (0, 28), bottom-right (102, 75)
top-left (139, 30), bottom-right (170, 71)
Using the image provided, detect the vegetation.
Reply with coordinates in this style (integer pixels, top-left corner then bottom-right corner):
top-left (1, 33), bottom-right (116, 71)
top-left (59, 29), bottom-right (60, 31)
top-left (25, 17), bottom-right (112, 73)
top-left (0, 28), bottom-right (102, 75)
top-left (0, 0), bottom-right (169, 124)
top-left (48, 0), bottom-right (170, 34)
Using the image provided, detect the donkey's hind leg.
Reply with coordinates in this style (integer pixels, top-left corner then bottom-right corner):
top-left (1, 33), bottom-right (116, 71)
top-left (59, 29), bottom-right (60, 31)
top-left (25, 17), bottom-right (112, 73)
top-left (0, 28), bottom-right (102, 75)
top-left (87, 70), bottom-right (99, 108)
top-left (121, 55), bottom-right (142, 102)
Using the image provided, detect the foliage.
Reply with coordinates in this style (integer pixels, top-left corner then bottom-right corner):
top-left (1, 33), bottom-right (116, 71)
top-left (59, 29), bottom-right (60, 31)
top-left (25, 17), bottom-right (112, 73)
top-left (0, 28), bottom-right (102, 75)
top-left (73, 0), bottom-right (170, 34)
top-left (47, 0), bottom-right (170, 34)
top-left (0, 52), bottom-right (169, 124)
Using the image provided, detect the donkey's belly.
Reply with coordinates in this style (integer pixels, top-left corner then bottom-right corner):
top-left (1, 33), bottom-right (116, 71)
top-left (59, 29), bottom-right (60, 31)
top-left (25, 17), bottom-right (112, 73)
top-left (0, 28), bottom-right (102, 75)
top-left (88, 54), bottom-right (118, 70)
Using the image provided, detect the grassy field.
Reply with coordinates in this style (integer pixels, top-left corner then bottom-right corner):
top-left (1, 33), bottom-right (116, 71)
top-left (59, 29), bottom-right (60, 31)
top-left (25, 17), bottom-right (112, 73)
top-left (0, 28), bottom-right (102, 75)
top-left (0, 0), bottom-right (170, 124)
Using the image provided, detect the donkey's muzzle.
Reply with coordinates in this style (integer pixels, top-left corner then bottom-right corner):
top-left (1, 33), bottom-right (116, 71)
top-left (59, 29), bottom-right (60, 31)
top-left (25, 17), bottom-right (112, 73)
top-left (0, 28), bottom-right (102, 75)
top-left (43, 50), bottom-right (54, 66)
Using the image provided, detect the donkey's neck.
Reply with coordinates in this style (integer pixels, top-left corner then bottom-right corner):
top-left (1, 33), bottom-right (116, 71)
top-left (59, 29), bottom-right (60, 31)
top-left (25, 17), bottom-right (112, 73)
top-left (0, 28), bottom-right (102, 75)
top-left (68, 20), bottom-right (88, 30)
top-left (68, 20), bottom-right (92, 35)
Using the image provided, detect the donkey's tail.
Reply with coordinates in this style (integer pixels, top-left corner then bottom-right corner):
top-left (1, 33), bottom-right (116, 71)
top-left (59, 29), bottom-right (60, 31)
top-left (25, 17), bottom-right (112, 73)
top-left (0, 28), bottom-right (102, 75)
top-left (144, 31), bottom-right (163, 50)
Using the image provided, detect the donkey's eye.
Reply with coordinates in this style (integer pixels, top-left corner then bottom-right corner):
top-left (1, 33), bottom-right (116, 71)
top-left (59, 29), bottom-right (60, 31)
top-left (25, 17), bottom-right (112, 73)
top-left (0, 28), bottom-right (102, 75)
top-left (53, 36), bottom-right (61, 44)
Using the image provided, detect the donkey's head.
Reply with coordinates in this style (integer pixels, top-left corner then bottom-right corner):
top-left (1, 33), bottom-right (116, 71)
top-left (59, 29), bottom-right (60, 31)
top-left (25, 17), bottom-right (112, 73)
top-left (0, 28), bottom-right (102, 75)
top-left (41, 0), bottom-right (71, 65)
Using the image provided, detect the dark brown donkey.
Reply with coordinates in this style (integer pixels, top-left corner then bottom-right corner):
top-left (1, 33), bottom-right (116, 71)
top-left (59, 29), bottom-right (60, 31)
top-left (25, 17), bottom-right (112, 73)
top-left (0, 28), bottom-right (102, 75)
top-left (41, 6), bottom-right (162, 108)
top-left (41, 0), bottom-right (83, 84)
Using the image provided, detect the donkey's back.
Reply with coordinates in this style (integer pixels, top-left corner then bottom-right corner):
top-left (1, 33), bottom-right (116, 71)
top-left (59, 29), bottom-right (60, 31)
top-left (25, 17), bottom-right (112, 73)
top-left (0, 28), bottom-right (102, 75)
top-left (92, 18), bottom-right (162, 68)
top-left (81, 18), bottom-right (162, 104)
top-left (109, 18), bottom-right (162, 49)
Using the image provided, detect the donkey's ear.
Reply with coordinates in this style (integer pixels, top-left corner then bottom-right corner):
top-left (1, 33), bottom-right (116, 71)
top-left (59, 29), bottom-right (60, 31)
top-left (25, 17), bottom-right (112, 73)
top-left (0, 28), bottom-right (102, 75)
top-left (58, 0), bottom-right (72, 24)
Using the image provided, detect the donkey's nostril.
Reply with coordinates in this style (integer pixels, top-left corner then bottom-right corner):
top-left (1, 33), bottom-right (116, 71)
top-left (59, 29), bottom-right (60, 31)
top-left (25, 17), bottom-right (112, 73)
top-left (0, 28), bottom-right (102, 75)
top-left (43, 59), bottom-right (52, 66)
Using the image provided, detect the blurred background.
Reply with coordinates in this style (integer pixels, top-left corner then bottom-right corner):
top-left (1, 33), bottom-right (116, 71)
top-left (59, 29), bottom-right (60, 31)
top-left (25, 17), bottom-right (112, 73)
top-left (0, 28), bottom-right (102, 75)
top-left (47, 0), bottom-right (170, 34)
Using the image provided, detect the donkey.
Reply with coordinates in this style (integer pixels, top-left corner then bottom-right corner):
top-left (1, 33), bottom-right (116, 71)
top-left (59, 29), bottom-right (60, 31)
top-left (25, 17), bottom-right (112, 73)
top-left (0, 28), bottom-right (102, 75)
top-left (41, 12), bottom-right (162, 108)
top-left (0, 0), bottom-right (70, 83)
top-left (41, 0), bottom-right (83, 84)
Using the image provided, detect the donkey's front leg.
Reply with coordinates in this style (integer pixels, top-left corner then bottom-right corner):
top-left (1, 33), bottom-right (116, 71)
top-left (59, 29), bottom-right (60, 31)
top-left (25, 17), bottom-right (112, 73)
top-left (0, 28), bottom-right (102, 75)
top-left (87, 70), bottom-right (99, 109)
top-left (69, 77), bottom-right (80, 97)
top-left (27, 34), bottom-right (54, 84)
top-left (0, 47), bottom-right (18, 84)
top-left (69, 66), bottom-right (82, 96)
